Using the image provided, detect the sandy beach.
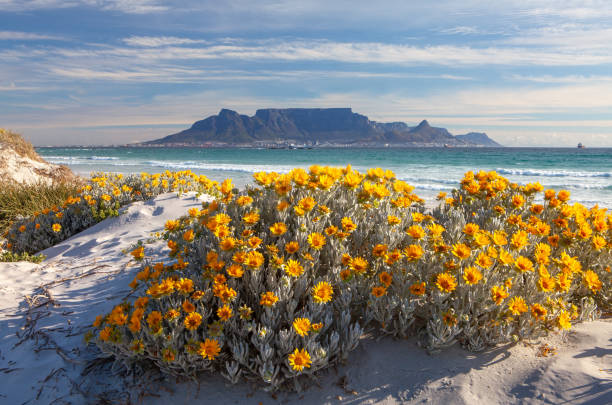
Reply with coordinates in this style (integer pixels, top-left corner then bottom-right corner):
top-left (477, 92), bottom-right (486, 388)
top-left (1, 191), bottom-right (610, 404)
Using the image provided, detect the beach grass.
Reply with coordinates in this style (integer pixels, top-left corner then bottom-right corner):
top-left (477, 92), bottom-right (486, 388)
top-left (0, 180), bottom-right (81, 235)
top-left (0, 128), bottom-right (44, 163)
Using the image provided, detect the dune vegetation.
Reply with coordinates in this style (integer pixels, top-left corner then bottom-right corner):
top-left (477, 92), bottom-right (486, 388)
top-left (68, 166), bottom-right (610, 392)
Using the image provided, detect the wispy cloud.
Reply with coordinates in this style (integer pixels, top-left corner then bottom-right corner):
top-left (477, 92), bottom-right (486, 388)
top-left (6, 39), bottom-right (612, 68)
top-left (0, 0), bottom-right (166, 14)
top-left (122, 36), bottom-right (209, 47)
top-left (0, 31), bottom-right (64, 41)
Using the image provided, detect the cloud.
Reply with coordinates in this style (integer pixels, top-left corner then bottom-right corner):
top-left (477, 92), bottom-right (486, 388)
top-left (0, 31), bottom-right (65, 41)
top-left (438, 26), bottom-right (480, 35)
top-left (7, 38), bottom-right (612, 68)
top-left (122, 36), bottom-right (209, 47)
top-left (0, 0), bottom-right (166, 14)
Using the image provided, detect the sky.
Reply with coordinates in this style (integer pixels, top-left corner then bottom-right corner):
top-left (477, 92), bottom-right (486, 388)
top-left (1, 1), bottom-right (612, 147)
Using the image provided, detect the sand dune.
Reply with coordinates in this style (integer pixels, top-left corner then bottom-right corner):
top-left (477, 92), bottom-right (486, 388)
top-left (0, 193), bottom-right (609, 404)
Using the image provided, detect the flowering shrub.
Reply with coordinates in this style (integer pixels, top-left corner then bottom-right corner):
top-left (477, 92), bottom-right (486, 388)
top-left (90, 167), bottom-right (610, 391)
top-left (3, 170), bottom-right (216, 254)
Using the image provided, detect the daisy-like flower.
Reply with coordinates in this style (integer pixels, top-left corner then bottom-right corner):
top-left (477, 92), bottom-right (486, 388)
top-left (530, 303), bottom-right (547, 321)
top-left (285, 259), bottom-right (304, 277)
top-left (371, 285), bottom-right (387, 297)
top-left (557, 310), bottom-right (572, 330)
top-left (514, 256), bottom-right (534, 273)
top-left (269, 222), bottom-right (287, 236)
top-left (406, 225), bottom-right (426, 239)
top-left (307, 232), bottom-right (326, 250)
top-left (288, 348), bottom-right (312, 372)
top-left (379, 271), bottom-right (392, 287)
top-left (199, 338), bottom-right (221, 360)
top-left (403, 244), bottom-right (423, 261)
top-left (293, 317), bottom-right (311, 337)
top-left (52, 223), bottom-right (62, 233)
top-left (260, 291), bottom-right (279, 307)
top-left (349, 257), bottom-right (368, 274)
top-left (435, 272), bottom-right (457, 293)
top-left (410, 282), bottom-right (426, 295)
top-left (451, 243), bottom-right (471, 260)
top-left (507, 296), bottom-right (528, 315)
top-left (285, 241), bottom-right (300, 254)
top-left (491, 285), bottom-right (509, 305)
top-left (312, 281), bottom-right (333, 303)
top-left (341, 217), bottom-right (357, 232)
top-left (463, 266), bottom-right (483, 285)
top-left (583, 270), bottom-right (602, 293)
top-left (184, 312), bottom-right (202, 330)
top-left (217, 305), bottom-right (233, 322)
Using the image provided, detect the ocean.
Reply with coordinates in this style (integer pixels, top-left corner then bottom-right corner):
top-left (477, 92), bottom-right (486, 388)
top-left (37, 147), bottom-right (612, 208)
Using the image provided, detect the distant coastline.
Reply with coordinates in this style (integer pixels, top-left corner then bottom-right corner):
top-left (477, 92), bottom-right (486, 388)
top-left (139, 108), bottom-right (502, 148)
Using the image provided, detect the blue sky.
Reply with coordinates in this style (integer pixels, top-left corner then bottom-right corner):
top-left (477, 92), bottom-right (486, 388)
top-left (1, 0), bottom-right (612, 146)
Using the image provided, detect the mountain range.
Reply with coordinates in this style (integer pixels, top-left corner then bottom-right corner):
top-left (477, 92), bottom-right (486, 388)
top-left (146, 108), bottom-right (501, 147)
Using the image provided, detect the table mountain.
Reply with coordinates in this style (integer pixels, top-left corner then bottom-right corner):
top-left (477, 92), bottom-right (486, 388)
top-left (146, 108), bottom-right (501, 146)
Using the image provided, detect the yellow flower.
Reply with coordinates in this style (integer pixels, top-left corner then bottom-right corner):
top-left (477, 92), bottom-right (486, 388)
top-left (371, 285), bottom-right (387, 297)
top-left (557, 310), bottom-right (572, 330)
top-left (146, 311), bottom-right (163, 330)
top-left (507, 296), bottom-right (528, 315)
top-left (491, 285), bottom-right (509, 305)
top-left (285, 259), bottom-right (304, 277)
top-left (227, 264), bottom-right (244, 278)
top-left (260, 291), bottom-right (279, 307)
top-left (372, 244), bottom-right (388, 257)
top-left (379, 271), bottom-right (392, 287)
top-left (199, 338), bottom-right (221, 360)
top-left (236, 195), bottom-right (253, 206)
top-left (510, 230), bottom-right (528, 250)
top-left (514, 256), bottom-right (534, 273)
top-left (269, 222), bottom-right (287, 236)
top-left (451, 243), bottom-right (471, 260)
top-left (131, 246), bottom-right (144, 260)
top-left (243, 211), bottom-right (260, 225)
top-left (245, 251), bottom-right (264, 269)
top-left (182, 229), bottom-right (195, 242)
top-left (530, 303), bottom-right (547, 321)
top-left (387, 215), bottom-right (401, 226)
top-left (288, 348), bottom-right (312, 372)
top-left (557, 190), bottom-right (571, 202)
top-left (463, 223), bottom-right (480, 236)
top-left (293, 317), bottom-right (311, 337)
top-left (182, 300), bottom-right (195, 313)
top-left (285, 241), bottom-right (300, 254)
top-left (349, 257), bottom-right (368, 274)
top-left (410, 282), bottom-right (426, 295)
top-left (463, 266), bottom-right (483, 285)
top-left (52, 223), bottom-right (62, 233)
top-left (165, 219), bottom-right (179, 231)
top-left (217, 305), bottom-right (233, 322)
top-left (435, 272), bottom-right (457, 293)
top-left (583, 270), bottom-right (602, 293)
top-left (537, 276), bottom-right (556, 292)
top-left (493, 230), bottom-right (508, 246)
top-left (403, 244), bottom-right (423, 261)
top-left (312, 281), bottom-right (333, 303)
top-left (176, 278), bottom-right (194, 294)
top-left (184, 312), bottom-right (202, 330)
top-left (475, 253), bottom-right (493, 268)
top-left (406, 225), bottom-right (426, 239)
top-left (219, 237), bottom-right (237, 251)
top-left (341, 217), bottom-right (357, 232)
top-left (307, 232), bottom-right (326, 250)
top-left (511, 194), bottom-right (525, 208)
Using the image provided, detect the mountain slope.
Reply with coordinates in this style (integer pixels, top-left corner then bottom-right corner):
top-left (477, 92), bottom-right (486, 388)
top-left (147, 108), bottom-right (501, 146)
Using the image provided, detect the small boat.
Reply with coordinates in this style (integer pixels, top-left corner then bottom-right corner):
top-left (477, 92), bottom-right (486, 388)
top-left (577, 143), bottom-right (585, 149)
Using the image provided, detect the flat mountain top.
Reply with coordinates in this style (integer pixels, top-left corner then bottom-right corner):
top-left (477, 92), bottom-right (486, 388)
top-left (146, 108), bottom-right (501, 147)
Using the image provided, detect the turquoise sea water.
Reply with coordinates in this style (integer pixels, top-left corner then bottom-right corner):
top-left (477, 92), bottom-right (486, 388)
top-left (37, 147), bottom-right (612, 207)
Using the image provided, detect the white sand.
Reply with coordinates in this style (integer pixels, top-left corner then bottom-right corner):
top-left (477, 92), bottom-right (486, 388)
top-left (0, 193), bottom-right (610, 404)
top-left (0, 144), bottom-right (71, 185)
